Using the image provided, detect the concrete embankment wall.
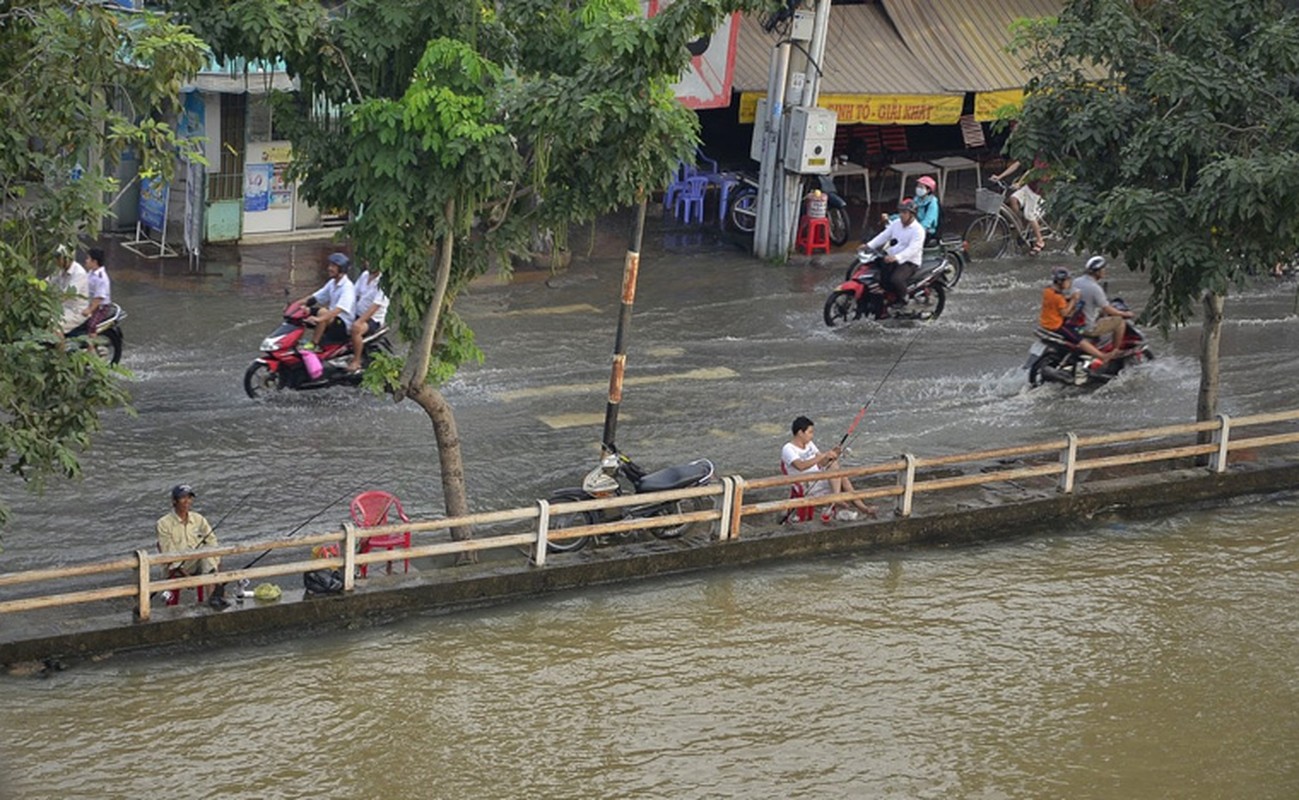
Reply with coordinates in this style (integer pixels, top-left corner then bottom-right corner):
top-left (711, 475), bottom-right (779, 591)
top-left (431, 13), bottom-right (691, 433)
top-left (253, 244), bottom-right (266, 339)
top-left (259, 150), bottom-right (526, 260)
top-left (4, 461), bottom-right (1297, 667)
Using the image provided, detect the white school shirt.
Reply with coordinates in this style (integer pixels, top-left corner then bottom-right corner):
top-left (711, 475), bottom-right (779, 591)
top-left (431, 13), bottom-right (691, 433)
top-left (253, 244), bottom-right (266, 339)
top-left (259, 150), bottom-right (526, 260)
top-left (311, 275), bottom-right (356, 326)
top-left (353, 270), bottom-right (389, 326)
top-left (87, 266), bottom-right (111, 304)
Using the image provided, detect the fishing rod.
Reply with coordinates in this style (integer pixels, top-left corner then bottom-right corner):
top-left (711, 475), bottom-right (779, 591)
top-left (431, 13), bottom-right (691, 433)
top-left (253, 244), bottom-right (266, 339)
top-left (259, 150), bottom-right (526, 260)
top-left (240, 466), bottom-right (396, 571)
top-left (837, 323), bottom-right (927, 451)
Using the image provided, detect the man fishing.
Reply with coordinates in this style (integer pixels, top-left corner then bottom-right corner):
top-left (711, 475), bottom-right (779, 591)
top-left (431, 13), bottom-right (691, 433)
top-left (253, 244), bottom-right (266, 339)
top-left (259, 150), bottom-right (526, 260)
top-left (156, 484), bottom-right (229, 609)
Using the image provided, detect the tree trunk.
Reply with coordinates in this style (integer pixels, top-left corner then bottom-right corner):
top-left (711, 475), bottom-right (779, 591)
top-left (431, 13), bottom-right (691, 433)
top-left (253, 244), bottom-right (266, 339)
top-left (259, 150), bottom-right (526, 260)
top-left (406, 383), bottom-right (471, 540)
top-left (1195, 291), bottom-right (1224, 461)
top-left (393, 197), bottom-right (472, 543)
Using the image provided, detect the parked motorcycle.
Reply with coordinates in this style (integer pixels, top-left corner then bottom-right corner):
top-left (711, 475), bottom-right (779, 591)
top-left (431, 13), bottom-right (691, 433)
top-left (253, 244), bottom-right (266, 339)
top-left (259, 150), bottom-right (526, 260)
top-left (546, 442), bottom-right (716, 553)
top-left (243, 300), bottom-right (393, 399)
top-left (70, 302), bottom-right (127, 365)
top-left (728, 174), bottom-right (851, 246)
top-left (1025, 300), bottom-right (1155, 387)
top-left (823, 247), bottom-right (950, 327)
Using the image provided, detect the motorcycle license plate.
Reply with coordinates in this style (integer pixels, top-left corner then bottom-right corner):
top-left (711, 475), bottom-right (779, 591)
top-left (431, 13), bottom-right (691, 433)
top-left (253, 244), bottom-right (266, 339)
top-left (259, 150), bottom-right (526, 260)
top-left (1028, 341), bottom-right (1046, 357)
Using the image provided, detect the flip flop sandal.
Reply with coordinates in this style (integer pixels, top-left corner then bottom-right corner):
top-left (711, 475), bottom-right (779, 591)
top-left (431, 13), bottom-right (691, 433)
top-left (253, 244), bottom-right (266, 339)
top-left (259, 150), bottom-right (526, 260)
top-left (1029, 242), bottom-right (1045, 255)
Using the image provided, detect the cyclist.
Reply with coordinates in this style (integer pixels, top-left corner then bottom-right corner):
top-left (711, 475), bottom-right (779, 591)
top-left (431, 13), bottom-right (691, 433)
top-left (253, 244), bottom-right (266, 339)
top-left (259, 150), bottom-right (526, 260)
top-left (990, 158), bottom-right (1048, 255)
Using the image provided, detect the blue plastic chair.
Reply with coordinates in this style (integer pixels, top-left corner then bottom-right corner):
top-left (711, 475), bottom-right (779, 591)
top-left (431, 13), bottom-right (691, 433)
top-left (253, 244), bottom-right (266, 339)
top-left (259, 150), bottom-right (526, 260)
top-left (663, 161), bottom-right (695, 212)
top-left (674, 176), bottom-right (710, 224)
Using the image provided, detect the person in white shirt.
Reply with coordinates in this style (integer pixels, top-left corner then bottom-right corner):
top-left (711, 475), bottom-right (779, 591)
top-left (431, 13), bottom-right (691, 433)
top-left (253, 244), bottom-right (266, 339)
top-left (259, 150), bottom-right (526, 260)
top-left (50, 244), bottom-right (89, 334)
top-left (83, 247), bottom-right (111, 325)
top-left (781, 415), bottom-right (877, 523)
top-left (294, 252), bottom-right (356, 349)
top-left (865, 199), bottom-right (927, 306)
top-left (347, 262), bottom-right (389, 373)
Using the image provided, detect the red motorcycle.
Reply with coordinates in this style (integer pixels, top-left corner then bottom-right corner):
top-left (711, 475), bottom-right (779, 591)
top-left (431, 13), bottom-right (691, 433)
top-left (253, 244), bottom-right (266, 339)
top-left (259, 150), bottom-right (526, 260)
top-left (823, 247), bottom-right (951, 327)
top-left (1025, 299), bottom-right (1154, 387)
top-left (243, 300), bottom-right (392, 399)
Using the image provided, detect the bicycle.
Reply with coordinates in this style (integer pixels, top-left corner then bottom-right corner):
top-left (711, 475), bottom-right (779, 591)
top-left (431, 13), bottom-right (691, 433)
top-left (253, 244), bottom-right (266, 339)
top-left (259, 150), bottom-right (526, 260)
top-left (963, 180), bottom-right (1063, 259)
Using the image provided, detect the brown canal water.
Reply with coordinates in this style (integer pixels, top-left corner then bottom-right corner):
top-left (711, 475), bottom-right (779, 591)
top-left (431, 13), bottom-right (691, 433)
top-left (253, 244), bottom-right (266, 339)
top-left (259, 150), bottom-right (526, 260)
top-left (2, 497), bottom-right (1297, 798)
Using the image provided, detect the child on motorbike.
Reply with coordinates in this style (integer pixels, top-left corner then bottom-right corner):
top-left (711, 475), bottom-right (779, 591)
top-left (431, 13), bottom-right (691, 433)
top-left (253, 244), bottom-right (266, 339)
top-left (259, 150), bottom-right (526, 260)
top-left (1039, 267), bottom-right (1107, 365)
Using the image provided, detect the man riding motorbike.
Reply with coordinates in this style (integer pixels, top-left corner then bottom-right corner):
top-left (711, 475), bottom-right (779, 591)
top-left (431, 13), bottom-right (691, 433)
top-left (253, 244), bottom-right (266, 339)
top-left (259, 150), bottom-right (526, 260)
top-left (1072, 255), bottom-right (1134, 364)
top-left (863, 199), bottom-right (926, 312)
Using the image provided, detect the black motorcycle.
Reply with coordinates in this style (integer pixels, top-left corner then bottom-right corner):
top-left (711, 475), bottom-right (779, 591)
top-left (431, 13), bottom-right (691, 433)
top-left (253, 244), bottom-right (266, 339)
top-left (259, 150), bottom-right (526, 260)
top-left (69, 303), bottom-right (127, 365)
top-left (546, 442), bottom-right (715, 553)
top-left (728, 174), bottom-right (851, 246)
top-left (1025, 300), bottom-right (1155, 387)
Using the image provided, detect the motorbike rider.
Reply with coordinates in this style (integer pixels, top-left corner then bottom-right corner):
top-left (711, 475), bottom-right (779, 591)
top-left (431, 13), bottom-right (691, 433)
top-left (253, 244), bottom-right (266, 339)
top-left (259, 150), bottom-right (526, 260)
top-left (50, 244), bottom-right (89, 335)
top-left (346, 261), bottom-right (389, 373)
top-left (863, 198), bottom-right (926, 313)
top-left (1072, 256), bottom-right (1134, 362)
top-left (1039, 267), bottom-right (1107, 364)
top-left (294, 252), bottom-right (356, 350)
top-left (880, 176), bottom-right (940, 239)
top-left (82, 247), bottom-right (111, 328)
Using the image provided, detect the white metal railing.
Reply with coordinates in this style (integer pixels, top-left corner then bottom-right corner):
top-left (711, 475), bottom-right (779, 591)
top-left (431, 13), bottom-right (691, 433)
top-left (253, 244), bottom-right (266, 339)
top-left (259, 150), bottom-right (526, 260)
top-left (1, 409), bottom-right (1296, 623)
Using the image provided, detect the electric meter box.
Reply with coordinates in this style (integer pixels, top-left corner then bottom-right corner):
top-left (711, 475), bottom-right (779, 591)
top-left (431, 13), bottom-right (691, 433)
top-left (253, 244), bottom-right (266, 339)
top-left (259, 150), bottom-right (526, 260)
top-left (784, 107), bottom-right (837, 174)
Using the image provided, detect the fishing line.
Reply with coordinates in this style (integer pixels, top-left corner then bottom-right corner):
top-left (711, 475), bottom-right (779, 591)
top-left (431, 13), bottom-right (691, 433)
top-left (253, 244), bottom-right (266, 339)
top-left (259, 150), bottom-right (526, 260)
top-left (240, 464), bottom-right (398, 571)
top-left (839, 323), bottom-right (927, 451)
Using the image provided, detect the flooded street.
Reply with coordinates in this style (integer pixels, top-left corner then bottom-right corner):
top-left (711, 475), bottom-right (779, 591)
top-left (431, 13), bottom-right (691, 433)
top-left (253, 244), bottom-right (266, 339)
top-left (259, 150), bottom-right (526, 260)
top-left (2, 217), bottom-right (1298, 798)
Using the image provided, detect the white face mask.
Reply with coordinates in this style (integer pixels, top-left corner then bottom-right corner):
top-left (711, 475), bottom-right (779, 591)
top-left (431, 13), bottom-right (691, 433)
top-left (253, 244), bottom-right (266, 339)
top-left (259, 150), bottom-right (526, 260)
top-left (915, 185), bottom-right (929, 197)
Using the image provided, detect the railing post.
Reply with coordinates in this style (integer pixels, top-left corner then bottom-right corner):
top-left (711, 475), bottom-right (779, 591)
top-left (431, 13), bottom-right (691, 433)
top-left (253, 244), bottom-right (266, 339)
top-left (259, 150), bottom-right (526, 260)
top-left (717, 477), bottom-right (736, 541)
top-left (896, 454), bottom-right (916, 517)
top-left (1058, 433), bottom-right (1078, 493)
top-left (135, 549), bottom-right (152, 622)
top-left (728, 476), bottom-right (746, 540)
top-left (342, 523), bottom-right (357, 592)
top-left (1210, 413), bottom-right (1231, 473)
top-left (534, 500), bottom-right (550, 567)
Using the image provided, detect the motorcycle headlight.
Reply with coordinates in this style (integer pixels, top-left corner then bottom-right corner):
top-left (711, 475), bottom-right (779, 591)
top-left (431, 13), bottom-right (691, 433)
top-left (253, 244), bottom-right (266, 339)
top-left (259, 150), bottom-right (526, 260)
top-left (260, 335), bottom-right (283, 352)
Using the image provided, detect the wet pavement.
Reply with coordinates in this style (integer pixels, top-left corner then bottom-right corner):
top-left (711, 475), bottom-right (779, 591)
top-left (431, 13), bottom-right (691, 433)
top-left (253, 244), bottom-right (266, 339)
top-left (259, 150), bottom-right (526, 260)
top-left (3, 196), bottom-right (1298, 575)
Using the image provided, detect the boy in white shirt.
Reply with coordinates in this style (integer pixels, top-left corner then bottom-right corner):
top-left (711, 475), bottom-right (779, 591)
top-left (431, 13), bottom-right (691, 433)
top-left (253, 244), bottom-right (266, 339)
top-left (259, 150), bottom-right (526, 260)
top-left (781, 415), bottom-right (877, 523)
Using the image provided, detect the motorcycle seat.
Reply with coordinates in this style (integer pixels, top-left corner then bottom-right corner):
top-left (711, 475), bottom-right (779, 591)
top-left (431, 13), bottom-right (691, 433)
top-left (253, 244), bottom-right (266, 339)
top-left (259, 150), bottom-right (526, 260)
top-left (637, 459), bottom-right (714, 493)
top-left (1034, 325), bottom-right (1070, 345)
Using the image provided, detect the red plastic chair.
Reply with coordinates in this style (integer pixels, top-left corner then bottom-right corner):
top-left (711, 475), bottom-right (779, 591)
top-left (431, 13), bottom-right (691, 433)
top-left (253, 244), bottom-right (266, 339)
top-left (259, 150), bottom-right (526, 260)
top-left (780, 462), bottom-right (815, 523)
top-left (350, 491), bottom-right (412, 577)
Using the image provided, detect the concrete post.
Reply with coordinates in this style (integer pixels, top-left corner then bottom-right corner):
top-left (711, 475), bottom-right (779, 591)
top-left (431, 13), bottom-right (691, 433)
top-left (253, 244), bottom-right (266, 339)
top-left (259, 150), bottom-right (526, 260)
top-left (534, 500), bottom-right (550, 567)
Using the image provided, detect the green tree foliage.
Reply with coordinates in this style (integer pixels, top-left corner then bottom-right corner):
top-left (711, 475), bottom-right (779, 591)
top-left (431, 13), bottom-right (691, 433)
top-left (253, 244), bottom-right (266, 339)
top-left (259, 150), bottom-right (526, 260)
top-left (1010, 0), bottom-right (1299, 420)
top-left (163, 0), bottom-right (763, 519)
top-left (0, 3), bottom-right (208, 528)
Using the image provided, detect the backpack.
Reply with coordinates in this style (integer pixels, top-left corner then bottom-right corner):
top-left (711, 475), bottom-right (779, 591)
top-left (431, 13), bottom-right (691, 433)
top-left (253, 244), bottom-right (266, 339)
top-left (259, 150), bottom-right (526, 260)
top-left (303, 568), bottom-right (344, 595)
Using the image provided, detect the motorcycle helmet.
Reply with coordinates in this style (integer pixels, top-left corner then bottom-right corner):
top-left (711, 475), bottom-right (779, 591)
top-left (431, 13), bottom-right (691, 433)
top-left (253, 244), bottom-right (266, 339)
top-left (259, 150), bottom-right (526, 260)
top-left (1084, 255), bottom-right (1107, 273)
top-left (1051, 267), bottom-right (1070, 284)
top-left (897, 198), bottom-right (918, 215)
top-left (327, 252), bottom-right (351, 271)
top-left (916, 176), bottom-right (937, 192)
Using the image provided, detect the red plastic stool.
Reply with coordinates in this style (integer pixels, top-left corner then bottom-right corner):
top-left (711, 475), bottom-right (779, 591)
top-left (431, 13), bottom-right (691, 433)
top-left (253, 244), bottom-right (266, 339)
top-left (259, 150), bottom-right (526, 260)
top-left (795, 216), bottom-right (831, 255)
top-left (165, 568), bottom-right (205, 605)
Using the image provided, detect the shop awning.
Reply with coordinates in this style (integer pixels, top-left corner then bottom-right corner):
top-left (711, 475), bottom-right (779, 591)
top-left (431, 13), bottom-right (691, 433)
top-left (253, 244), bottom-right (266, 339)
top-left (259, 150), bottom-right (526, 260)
top-left (733, 1), bottom-right (1071, 124)
top-left (733, 5), bottom-right (963, 125)
top-left (881, 0), bottom-right (1069, 119)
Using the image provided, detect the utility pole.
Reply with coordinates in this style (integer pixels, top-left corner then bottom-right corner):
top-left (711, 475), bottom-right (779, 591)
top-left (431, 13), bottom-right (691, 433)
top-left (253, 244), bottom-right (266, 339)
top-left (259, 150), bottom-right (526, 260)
top-left (752, 0), bottom-right (834, 261)
top-left (600, 194), bottom-right (647, 454)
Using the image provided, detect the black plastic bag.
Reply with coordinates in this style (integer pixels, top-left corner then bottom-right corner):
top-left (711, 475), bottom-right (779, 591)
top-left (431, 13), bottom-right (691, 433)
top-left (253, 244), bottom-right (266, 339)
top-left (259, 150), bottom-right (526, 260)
top-left (303, 568), bottom-right (344, 595)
